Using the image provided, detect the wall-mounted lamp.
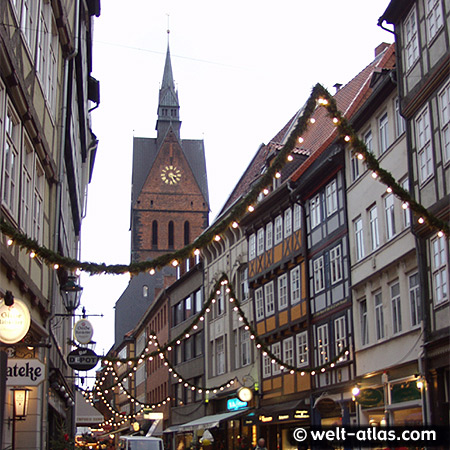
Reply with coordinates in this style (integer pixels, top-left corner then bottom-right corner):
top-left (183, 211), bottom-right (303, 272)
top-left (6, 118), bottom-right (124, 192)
top-left (416, 376), bottom-right (424, 390)
top-left (13, 388), bottom-right (31, 419)
top-left (10, 388), bottom-right (31, 450)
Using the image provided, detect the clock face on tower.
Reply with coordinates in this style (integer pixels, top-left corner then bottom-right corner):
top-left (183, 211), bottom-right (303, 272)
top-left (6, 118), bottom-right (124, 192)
top-left (161, 165), bottom-right (182, 185)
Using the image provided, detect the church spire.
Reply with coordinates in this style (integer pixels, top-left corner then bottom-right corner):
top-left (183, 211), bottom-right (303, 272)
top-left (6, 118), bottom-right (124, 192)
top-left (156, 29), bottom-right (181, 147)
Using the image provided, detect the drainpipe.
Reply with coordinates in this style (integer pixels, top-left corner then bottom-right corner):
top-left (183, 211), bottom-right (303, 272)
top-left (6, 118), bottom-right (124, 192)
top-left (46, 1), bottom-right (81, 448)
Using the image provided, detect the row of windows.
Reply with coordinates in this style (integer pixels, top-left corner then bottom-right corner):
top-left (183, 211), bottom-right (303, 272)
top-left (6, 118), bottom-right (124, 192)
top-left (152, 220), bottom-right (190, 249)
top-left (172, 288), bottom-right (203, 326)
top-left (160, 108), bottom-right (178, 118)
top-left (359, 273), bottom-right (421, 347)
top-left (148, 382), bottom-right (168, 406)
top-left (312, 244), bottom-right (344, 294)
top-left (0, 84), bottom-right (44, 243)
top-left (310, 179), bottom-right (339, 229)
top-left (248, 204), bottom-right (301, 260)
top-left (173, 331), bottom-right (203, 365)
top-left (174, 376), bottom-right (202, 405)
top-left (262, 332), bottom-right (309, 378)
top-left (254, 265), bottom-right (302, 321)
top-left (262, 317), bottom-right (348, 378)
top-left (11, 0), bottom-right (58, 114)
top-left (209, 326), bottom-right (256, 377)
top-left (415, 82), bottom-right (450, 184)
top-left (351, 98), bottom-right (406, 184)
top-left (353, 188), bottom-right (410, 261)
top-left (147, 304), bottom-right (167, 335)
top-left (404, 1), bottom-right (444, 72)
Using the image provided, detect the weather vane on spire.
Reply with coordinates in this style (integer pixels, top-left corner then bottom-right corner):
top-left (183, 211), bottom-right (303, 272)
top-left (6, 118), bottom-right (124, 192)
top-left (167, 13), bottom-right (170, 38)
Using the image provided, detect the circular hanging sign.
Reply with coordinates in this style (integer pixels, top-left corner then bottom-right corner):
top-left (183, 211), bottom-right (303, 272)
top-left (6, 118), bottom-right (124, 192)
top-left (73, 319), bottom-right (94, 344)
top-left (0, 298), bottom-right (31, 344)
top-left (237, 386), bottom-right (253, 402)
top-left (67, 348), bottom-right (99, 371)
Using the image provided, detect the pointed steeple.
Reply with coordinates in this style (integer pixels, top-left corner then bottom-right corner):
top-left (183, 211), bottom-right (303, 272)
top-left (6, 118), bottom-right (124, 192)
top-left (156, 30), bottom-right (181, 147)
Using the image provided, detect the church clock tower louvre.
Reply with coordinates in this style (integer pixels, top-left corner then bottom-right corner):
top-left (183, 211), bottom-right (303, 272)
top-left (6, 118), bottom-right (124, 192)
top-left (131, 35), bottom-right (210, 263)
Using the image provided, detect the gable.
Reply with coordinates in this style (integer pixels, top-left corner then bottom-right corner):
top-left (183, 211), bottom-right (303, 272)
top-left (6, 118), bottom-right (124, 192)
top-left (137, 129), bottom-right (208, 207)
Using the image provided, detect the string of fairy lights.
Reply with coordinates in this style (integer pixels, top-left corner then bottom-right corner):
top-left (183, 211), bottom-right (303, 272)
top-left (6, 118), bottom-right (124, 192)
top-left (0, 84), bottom-right (447, 282)
top-left (1, 83), bottom-right (446, 430)
top-left (82, 273), bottom-right (350, 429)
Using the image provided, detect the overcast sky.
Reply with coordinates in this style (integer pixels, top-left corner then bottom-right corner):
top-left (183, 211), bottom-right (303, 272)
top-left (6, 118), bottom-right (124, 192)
top-left (79, 0), bottom-right (394, 362)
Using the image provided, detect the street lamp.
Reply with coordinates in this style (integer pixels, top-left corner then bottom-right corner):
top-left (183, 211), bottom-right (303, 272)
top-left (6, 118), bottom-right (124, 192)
top-left (10, 388), bottom-right (31, 450)
top-left (60, 275), bottom-right (83, 313)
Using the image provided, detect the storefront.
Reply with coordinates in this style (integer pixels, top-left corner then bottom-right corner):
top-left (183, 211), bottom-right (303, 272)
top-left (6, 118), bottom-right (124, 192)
top-left (165, 409), bottom-right (252, 450)
top-left (357, 375), bottom-right (423, 427)
top-left (257, 400), bottom-right (311, 450)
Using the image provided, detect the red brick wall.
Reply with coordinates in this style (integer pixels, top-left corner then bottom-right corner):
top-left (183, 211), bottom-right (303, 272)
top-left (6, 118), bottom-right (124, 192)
top-left (132, 131), bottom-right (209, 262)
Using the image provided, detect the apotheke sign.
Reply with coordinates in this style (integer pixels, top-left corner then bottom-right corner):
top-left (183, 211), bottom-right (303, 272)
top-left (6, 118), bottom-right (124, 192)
top-left (6, 359), bottom-right (46, 386)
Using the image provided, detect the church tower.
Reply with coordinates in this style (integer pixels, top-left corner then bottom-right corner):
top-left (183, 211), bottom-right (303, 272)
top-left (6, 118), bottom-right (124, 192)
top-left (130, 36), bottom-right (209, 263)
top-left (115, 36), bottom-right (210, 346)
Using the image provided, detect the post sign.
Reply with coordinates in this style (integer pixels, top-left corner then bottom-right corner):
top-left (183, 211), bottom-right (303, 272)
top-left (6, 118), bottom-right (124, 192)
top-left (73, 319), bottom-right (94, 344)
top-left (0, 298), bottom-right (31, 344)
top-left (67, 348), bottom-right (99, 371)
top-left (6, 359), bottom-right (45, 386)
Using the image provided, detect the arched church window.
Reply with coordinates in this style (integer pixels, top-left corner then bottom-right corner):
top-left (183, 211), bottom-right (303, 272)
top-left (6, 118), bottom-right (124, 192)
top-left (152, 221), bottom-right (158, 248)
top-left (184, 221), bottom-right (190, 245)
top-left (168, 221), bottom-right (174, 249)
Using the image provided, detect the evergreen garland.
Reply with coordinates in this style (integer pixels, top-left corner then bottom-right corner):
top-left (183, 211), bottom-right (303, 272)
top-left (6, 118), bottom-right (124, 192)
top-left (0, 84), bottom-right (447, 277)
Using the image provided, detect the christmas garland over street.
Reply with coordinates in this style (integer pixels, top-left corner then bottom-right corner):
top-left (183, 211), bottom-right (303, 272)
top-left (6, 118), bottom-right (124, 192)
top-left (0, 84), bottom-right (447, 276)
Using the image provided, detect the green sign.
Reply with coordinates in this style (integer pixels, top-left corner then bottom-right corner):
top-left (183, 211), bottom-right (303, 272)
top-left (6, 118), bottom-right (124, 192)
top-left (358, 388), bottom-right (384, 408)
top-left (391, 381), bottom-right (421, 404)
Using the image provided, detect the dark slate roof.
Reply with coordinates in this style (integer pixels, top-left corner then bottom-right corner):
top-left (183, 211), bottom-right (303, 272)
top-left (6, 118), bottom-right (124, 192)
top-left (114, 266), bottom-right (175, 347)
top-left (131, 137), bottom-right (209, 208)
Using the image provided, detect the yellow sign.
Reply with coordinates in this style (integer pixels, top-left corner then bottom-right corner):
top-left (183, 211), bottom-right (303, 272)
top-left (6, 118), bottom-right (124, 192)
top-left (294, 410), bottom-right (310, 419)
top-left (143, 412), bottom-right (164, 420)
top-left (278, 414), bottom-right (289, 421)
top-left (259, 415), bottom-right (273, 423)
top-left (0, 298), bottom-right (31, 344)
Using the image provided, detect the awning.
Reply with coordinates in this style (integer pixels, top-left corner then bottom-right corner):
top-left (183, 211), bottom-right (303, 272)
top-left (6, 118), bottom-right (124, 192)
top-left (259, 399), bottom-right (305, 415)
top-left (163, 424), bottom-right (185, 434)
top-left (177, 409), bottom-right (249, 432)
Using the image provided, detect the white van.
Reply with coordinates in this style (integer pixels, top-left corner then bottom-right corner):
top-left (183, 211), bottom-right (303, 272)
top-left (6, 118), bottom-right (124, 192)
top-left (118, 436), bottom-right (164, 450)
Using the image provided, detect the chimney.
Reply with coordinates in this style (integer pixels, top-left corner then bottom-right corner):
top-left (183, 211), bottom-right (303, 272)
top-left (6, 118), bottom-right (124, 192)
top-left (375, 42), bottom-right (390, 57)
top-left (333, 83), bottom-right (343, 94)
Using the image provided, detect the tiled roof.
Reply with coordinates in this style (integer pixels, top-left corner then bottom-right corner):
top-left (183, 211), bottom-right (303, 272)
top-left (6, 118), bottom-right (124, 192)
top-left (219, 112), bottom-right (310, 215)
top-left (291, 43), bottom-right (395, 182)
top-left (220, 43), bottom-right (395, 215)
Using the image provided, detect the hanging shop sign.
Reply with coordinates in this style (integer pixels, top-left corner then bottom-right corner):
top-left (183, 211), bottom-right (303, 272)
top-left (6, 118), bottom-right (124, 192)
top-left (227, 398), bottom-right (248, 411)
top-left (237, 386), bottom-right (253, 402)
top-left (67, 348), bottom-right (99, 371)
top-left (6, 359), bottom-right (45, 386)
top-left (0, 298), bottom-right (31, 344)
top-left (73, 319), bottom-right (94, 344)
